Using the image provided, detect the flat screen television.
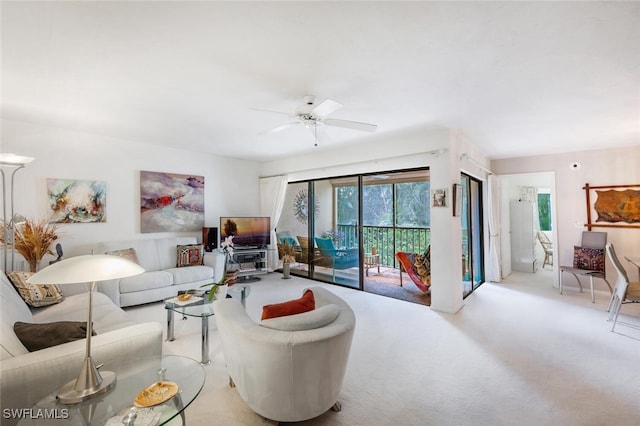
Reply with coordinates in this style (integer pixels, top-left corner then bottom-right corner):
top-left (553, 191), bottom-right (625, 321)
top-left (220, 216), bottom-right (271, 249)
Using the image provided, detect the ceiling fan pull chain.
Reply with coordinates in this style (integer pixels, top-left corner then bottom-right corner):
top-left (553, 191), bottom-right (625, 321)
top-left (314, 122), bottom-right (318, 147)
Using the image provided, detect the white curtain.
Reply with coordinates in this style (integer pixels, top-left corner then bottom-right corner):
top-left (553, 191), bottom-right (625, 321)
top-left (259, 175), bottom-right (288, 271)
top-left (487, 174), bottom-right (502, 282)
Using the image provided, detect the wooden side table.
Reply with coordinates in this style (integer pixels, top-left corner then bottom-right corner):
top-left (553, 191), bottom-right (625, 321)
top-left (364, 253), bottom-right (380, 276)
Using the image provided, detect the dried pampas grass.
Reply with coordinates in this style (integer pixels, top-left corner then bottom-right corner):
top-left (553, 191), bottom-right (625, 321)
top-left (12, 218), bottom-right (59, 272)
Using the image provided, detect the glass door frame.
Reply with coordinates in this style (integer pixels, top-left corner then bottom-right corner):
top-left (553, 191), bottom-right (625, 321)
top-left (281, 168), bottom-right (431, 292)
top-left (461, 172), bottom-right (485, 297)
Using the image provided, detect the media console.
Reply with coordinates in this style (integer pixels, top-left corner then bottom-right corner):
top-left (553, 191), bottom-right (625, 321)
top-left (229, 247), bottom-right (268, 281)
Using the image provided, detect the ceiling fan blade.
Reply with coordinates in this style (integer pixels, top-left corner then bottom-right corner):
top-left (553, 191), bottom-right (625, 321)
top-left (260, 122), bottom-right (301, 135)
top-left (323, 118), bottom-right (378, 132)
top-left (310, 99), bottom-right (343, 118)
top-left (250, 107), bottom-right (295, 118)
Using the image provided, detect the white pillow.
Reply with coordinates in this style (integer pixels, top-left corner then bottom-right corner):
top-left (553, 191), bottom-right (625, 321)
top-left (260, 304), bottom-right (340, 331)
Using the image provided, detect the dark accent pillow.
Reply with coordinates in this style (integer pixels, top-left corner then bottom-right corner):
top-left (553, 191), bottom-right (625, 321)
top-left (6, 271), bottom-right (64, 307)
top-left (177, 244), bottom-right (204, 267)
top-left (13, 321), bottom-right (95, 352)
top-left (261, 289), bottom-right (315, 320)
top-left (573, 246), bottom-right (605, 272)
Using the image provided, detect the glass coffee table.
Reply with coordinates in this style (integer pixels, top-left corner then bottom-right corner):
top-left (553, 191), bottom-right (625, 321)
top-left (164, 287), bottom-right (252, 365)
top-left (20, 355), bottom-right (204, 426)
top-left (164, 292), bottom-right (216, 365)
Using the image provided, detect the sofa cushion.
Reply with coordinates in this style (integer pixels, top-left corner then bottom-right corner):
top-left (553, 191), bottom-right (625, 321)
top-left (166, 265), bottom-right (214, 285)
top-left (6, 271), bottom-right (64, 307)
top-left (1, 272), bottom-right (34, 358)
top-left (261, 289), bottom-right (315, 320)
top-left (105, 247), bottom-right (140, 264)
top-left (99, 239), bottom-right (161, 272)
top-left (177, 244), bottom-right (204, 267)
top-left (260, 303), bottom-right (340, 331)
top-left (14, 321), bottom-right (94, 352)
top-left (119, 271), bottom-right (173, 294)
top-left (33, 291), bottom-right (136, 334)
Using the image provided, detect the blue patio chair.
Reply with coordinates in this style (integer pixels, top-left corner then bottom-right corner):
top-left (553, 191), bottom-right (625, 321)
top-left (314, 237), bottom-right (359, 280)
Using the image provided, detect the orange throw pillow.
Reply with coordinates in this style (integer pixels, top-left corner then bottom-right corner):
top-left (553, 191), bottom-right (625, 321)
top-left (261, 289), bottom-right (315, 320)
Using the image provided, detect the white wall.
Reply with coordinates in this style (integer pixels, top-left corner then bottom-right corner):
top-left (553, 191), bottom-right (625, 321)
top-left (492, 145), bottom-right (640, 292)
top-left (1, 119), bottom-right (262, 261)
top-left (259, 126), bottom-right (453, 180)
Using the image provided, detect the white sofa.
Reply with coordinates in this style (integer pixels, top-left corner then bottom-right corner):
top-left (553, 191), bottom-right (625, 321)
top-left (213, 286), bottom-right (356, 423)
top-left (0, 270), bottom-right (163, 422)
top-left (96, 237), bottom-right (226, 307)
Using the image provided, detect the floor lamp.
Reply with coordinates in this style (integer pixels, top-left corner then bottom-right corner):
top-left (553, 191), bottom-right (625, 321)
top-left (0, 153), bottom-right (34, 271)
top-left (28, 254), bottom-right (144, 404)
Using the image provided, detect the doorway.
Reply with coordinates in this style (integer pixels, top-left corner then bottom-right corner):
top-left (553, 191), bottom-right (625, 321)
top-left (499, 172), bottom-right (557, 284)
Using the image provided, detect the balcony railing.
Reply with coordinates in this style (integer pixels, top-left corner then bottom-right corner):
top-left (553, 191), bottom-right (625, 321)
top-left (336, 224), bottom-right (431, 268)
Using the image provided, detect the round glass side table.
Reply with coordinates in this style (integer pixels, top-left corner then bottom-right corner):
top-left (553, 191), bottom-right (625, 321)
top-left (19, 355), bottom-right (204, 426)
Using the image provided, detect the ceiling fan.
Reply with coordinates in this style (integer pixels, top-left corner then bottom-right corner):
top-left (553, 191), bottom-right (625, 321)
top-left (252, 95), bottom-right (377, 146)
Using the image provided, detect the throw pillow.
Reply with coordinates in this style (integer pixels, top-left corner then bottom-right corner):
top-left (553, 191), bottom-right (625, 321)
top-left (6, 271), bottom-right (64, 307)
top-left (105, 247), bottom-right (140, 264)
top-left (573, 246), bottom-right (605, 272)
top-left (177, 244), bottom-right (204, 267)
top-left (14, 321), bottom-right (95, 352)
top-left (414, 246), bottom-right (431, 286)
top-left (261, 289), bottom-right (315, 320)
top-left (260, 303), bottom-right (340, 331)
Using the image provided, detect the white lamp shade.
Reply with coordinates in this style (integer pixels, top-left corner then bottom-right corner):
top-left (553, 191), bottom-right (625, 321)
top-left (0, 153), bottom-right (35, 166)
top-left (27, 254), bottom-right (144, 285)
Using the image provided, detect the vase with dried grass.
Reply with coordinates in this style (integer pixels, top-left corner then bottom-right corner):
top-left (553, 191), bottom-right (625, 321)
top-left (13, 217), bottom-right (59, 272)
top-left (278, 240), bottom-right (296, 279)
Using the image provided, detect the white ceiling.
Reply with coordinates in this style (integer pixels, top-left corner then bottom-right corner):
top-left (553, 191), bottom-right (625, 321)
top-left (2, 1), bottom-right (639, 162)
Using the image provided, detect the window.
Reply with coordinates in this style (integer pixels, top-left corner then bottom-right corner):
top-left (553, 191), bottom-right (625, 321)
top-left (537, 192), bottom-right (551, 231)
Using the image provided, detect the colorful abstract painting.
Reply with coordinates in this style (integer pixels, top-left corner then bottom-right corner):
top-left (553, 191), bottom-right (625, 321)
top-left (47, 179), bottom-right (107, 223)
top-left (140, 171), bottom-right (204, 233)
top-left (594, 189), bottom-right (640, 223)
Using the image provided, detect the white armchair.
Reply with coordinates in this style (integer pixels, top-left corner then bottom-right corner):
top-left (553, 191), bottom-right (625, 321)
top-left (213, 286), bottom-right (356, 424)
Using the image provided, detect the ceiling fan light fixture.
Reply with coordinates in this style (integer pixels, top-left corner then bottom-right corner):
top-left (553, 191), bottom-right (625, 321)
top-left (253, 95), bottom-right (377, 145)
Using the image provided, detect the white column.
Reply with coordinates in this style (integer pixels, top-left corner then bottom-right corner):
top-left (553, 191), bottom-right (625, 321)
top-left (429, 140), bottom-right (464, 314)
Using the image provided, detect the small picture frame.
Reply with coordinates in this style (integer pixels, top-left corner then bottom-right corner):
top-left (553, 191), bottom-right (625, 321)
top-left (453, 183), bottom-right (463, 217)
top-left (432, 188), bottom-right (447, 207)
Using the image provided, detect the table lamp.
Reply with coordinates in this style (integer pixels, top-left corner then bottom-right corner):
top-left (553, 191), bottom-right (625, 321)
top-left (27, 254), bottom-right (144, 404)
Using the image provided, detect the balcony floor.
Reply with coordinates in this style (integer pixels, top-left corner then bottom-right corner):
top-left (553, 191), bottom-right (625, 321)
top-left (288, 264), bottom-right (431, 306)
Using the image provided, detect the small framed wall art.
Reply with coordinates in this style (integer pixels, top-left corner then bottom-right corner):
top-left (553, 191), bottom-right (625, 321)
top-left (432, 188), bottom-right (447, 207)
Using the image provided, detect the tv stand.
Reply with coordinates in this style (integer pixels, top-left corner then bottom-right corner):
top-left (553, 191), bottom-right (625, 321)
top-left (229, 247), bottom-right (268, 281)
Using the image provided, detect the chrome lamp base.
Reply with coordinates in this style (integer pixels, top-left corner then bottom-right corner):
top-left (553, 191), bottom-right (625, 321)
top-left (56, 357), bottom-right (116, 404)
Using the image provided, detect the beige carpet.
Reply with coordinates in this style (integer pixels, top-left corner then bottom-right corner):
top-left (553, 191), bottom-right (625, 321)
top-left (124, 270), bottom-right (640, 425)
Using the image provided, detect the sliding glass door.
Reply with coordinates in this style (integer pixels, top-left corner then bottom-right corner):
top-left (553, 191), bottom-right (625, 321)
top-left (461, 173), bottom-right (484, 297)
top-left (312, 176), bottom-right (360, 288)
top-left (277, 168), bottom-right (457, 304)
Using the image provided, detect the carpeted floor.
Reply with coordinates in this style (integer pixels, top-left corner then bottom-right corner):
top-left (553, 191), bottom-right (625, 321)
top-left (123, 270), bottom-right (640, 425)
